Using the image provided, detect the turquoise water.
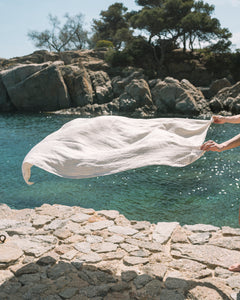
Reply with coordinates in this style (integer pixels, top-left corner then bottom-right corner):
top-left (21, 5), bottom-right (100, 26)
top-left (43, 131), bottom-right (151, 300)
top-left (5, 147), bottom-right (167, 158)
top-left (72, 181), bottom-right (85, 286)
top-left (1, 113), bottom-right (240, 227)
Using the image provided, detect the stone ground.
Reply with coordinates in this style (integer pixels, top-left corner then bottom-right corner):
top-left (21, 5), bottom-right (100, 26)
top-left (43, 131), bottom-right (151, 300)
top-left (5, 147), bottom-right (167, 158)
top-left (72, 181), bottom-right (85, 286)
top-left (0, 203), bottom-right (239, 300)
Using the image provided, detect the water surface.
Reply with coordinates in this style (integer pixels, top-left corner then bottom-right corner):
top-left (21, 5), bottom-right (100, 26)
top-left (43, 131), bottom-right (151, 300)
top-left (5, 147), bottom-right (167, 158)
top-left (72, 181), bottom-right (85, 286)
top-left (1, 113), bottom-right (240, 227)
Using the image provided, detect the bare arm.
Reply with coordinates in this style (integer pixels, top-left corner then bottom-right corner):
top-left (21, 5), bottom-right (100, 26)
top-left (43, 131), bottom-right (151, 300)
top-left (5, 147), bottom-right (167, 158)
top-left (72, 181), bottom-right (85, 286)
top-left (201, 134), bottom-right (240, 152)
top-left (201, 115), bottom-right (240, 152)
top-left (213, 114), bottom-right (240, 124)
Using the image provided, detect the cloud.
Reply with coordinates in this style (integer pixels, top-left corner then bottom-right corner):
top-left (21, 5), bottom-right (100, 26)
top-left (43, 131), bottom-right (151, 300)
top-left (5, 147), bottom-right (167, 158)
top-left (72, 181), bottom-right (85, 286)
top-left (207, 0), bottom-right (240, 6)
top-left (231, 32), bottom-right (240, 49)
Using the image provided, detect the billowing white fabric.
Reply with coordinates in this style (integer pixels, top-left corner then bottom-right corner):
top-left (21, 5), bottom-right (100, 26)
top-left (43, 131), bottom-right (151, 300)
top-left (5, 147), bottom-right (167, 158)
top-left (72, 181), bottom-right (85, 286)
top-left (22, 116), bottom-right (212, 185)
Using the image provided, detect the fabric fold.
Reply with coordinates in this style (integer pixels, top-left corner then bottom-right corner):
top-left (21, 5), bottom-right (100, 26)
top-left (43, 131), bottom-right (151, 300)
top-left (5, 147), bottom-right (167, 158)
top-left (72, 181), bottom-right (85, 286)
top-left (22, 116), bottom-right (212, 185)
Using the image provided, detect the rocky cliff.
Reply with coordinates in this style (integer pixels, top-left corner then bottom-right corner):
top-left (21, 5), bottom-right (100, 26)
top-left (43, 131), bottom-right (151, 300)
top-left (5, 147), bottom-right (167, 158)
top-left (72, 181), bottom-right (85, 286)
top-left (0, 49), bottom-right (239, 117)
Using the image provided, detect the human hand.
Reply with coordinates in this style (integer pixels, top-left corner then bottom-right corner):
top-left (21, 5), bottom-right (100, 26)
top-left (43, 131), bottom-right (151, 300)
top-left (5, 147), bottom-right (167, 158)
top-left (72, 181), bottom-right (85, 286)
top-left (200, 140), bottom-right (224, 152)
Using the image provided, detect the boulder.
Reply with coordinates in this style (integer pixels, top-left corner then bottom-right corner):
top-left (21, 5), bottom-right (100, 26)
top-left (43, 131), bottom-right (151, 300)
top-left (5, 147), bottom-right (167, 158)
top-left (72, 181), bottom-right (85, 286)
top-left (89, 71), bottom-right (113, 104)
top-left (1, 61), bottom-right (70, 111)
top-left (209, 78), bottom-right (232, 98)
top-left (210, 81), bottom-right (240, 113)
top-left (125, 79), bottom-right (152, 107)
top-left (151, 77), bottom-right (205, 115)
top-left (0, 75), bottom-right (14, 111)
top-left (60, 65), bottom-right (93, 107)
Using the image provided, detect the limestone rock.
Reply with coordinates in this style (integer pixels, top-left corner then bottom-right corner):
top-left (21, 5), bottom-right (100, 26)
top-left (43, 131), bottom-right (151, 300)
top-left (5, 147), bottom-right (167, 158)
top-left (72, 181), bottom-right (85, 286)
top-left (171, 243), bottom-right (240, 269)
top-left (108, 225), bottom-right (138, 236)
top-left (183, 224), bottom-right (219, 233)
top-left (123, 256), bottom-right (149, 266)
top-left (0, 244), bottom-right (23, 266)
top-left (91, 242), bottom-right (118, 253)
top-left (97, 210), bottom-right (119, 220)
top-left (188, 232), bottom-right (211, 245)
top-left (85, 220), bottom-right (114, 231)
top-left (70, 212), bottom-right (90, 223)
top-left (152, 222), bottom-right (179, 244)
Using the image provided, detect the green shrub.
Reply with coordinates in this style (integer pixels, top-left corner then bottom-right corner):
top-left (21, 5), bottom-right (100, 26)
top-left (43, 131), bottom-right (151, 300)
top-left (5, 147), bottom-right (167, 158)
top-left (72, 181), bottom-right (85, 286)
top-left (95, 40), bottom-right (114, 49)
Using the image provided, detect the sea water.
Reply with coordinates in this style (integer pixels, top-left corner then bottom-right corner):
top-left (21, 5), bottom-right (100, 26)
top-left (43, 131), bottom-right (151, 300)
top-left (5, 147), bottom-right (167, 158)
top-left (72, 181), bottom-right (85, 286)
top-left (1, 113), bottom-right (240, 227)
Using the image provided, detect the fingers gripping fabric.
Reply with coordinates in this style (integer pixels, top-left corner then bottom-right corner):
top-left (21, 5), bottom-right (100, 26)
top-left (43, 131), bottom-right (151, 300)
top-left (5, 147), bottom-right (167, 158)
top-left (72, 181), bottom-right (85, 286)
top-left (22, 116), bottom-right (212, 185)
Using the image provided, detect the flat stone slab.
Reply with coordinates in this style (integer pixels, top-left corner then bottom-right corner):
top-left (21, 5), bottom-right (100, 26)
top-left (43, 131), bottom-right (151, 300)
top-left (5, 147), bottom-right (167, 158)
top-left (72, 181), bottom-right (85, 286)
top-left (108, 225), bottom-right (138, 236)
top-left (123, 256), bottom-right (149, 266)
top-left (171, 243), bottom-right (240, 269)
top-left (183, 224), bottom-right (219, 232)
top-left (85, 220), bottom-right (114, 231)
top-left (0, 244), bottom-right (23, 264)
top-left (153, 222), bottom-right (179, 244)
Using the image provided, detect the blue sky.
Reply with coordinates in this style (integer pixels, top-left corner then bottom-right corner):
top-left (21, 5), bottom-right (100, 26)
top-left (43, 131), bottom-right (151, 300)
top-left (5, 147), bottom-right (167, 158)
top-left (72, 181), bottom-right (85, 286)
top-left (0, 0), bottom-right (239, 59)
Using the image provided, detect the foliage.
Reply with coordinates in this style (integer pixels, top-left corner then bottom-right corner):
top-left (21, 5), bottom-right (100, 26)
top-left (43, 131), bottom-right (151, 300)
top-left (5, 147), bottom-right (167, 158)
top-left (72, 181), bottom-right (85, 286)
top-left (105, 49), bottom-right (134, 67)
top-left (95, 40), bottom-right (114, 49)
top-left (28, 13), bottom-right (89, 52)
top-left (91, 3), bottom-right (133, 49)
top-left (129, 0), bottom-right (232, 68)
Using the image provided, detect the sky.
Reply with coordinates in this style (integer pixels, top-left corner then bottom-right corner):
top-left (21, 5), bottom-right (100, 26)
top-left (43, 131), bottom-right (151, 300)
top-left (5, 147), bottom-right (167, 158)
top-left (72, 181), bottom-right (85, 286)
top-left (0, 0), bottom-right (239, 59)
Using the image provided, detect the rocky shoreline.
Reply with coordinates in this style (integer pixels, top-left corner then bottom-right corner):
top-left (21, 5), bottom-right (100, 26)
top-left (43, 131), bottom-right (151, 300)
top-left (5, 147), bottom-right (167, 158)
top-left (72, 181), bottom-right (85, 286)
top-left (1, 49), bottom-right (240, 118)
top-left (0, 203), bottom-right (239, 299)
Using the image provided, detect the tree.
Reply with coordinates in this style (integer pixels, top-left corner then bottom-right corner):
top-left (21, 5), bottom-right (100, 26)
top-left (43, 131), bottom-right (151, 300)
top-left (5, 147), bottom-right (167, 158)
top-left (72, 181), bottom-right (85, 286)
top-left (28, 13), bottom-right (89, 52)
top-left (91, 3), bottom-right (133, 49)
top-left (130, 0), bottom-right (232, 68)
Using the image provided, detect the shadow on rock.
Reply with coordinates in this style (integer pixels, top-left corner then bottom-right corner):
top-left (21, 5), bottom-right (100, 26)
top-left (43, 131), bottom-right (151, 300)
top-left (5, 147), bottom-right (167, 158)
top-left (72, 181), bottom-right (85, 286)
top-left (0, 255), bottom-right (233, 300)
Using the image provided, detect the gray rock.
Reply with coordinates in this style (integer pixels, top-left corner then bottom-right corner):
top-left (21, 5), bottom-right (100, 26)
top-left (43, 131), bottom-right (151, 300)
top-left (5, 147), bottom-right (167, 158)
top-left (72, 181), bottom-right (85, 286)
top-left (143, 279), bottom-right (162, 297)
top-left (222, 226), bottom-right (240, 236)
top-left (85, 220), bottom-right (114, 231)
top-left (37, 256), bottom-right (56, 266)
top-left (0, 75), bottom-right (13, 111)
top-left (108, 225), bottom-right (138, 236)
top-left (74, 242), bottom-right (91, 254)
top-left (120, 243), bottom-right (139, 253)
top-left (70, 212), bottom-right (90, 223)
top-left (2, 62), bottom-right (70, 111)
top-left (0, 270), bottom-right (13, 284)
top-left (0, 244), bottom-right (23, 265)
top-left (60, 249), bottom-right (78, 260)
top-left (125, 79), bottom-right (152, 107)
top-left (97, 210), bottom-right (119, 220)
top-left (91, 242), bottom-right (118, 253)
top-left (188, 232), bottom-right (211, 245)
top-left (15, 263), bottom-right (40, 276)
top-left (105, 235), bottom-right (125, 244)
top-left (78, 252), bottom-right (102, 263)
top-left (183, 224), bottom-right (219, 232)
top-left (32, 215), bottom-right (55, 228)
top-left (209, 78), bottom-right (231, 97)
top-left (14, 237), bottom-right (56, 257)
top-left (47, 262), bottom-right (77, 280)
top-left (58, 287), bottom-right (79, 299)
top-left (121, 270), bottom-right (138, 282)
top-left (153, 222), bottom-right (179, 244)
top-left (60, 65), bottom-right (93, 107)
top-left (89, 70), bottom-right (113, 104)
top-left (209, 236), bottom-right (240, 250)
top-left (43, 219), bottom-right (67, 231)
top-left (86, 235), bottom-right (103, 244)
top-left (123, 256), bottom-right (149, 266)
top-left (130, 249), bottom-right (150, 257)
top-left (171, 243), bottom-right (240, 269)
top-left (133, 274), bottom-right (152, 289)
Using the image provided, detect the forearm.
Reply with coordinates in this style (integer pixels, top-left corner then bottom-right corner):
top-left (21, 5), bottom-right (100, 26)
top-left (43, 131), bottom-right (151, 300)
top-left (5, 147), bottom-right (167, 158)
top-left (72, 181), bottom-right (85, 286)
top-left (221, 115), bottom-right (240, 124)
top-left (220, 133), bottom-right (240, 151)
